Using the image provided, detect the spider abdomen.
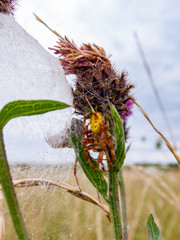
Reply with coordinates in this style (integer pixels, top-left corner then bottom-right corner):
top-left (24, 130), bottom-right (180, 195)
top-left (90, 112), bottom-right (104, 134)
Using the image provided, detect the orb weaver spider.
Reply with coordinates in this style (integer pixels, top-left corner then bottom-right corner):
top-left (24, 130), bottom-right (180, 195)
top-left (74, 97), bottom-right (116, 189)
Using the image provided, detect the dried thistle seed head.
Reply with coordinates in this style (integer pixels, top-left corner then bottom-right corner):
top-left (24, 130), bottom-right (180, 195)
top-left (0, 0), bottom-right (17, 14)
top-left (50, 36), bottom-right (134, 139)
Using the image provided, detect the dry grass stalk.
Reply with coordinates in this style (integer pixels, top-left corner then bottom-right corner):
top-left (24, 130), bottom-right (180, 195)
top-left (134, 32), bottom-right (177, 149)
top-left (164, 211), bottom-right (178, 239)
top-left (133, 100), bottom-right (180, 165)
top-left (135, 165), bottom-right (179, 203)
top-left (96, 210), bottom-right (103, 240)
top-left (147, 179), bottom-right (180, 211)
top-left (129, 182), bottom-right (150, 240)
top-left (33, 14), bottom-right (62, 38)
top-left (0, 178), bottom-right (110, 221)
top-left (130, 165), bottom-right (180, 212)
top-left (0, 191), bottom-right (5, 240)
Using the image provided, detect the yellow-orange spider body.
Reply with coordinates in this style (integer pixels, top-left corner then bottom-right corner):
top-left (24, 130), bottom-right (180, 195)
top-left (82, 111), bottom-right (116, 172)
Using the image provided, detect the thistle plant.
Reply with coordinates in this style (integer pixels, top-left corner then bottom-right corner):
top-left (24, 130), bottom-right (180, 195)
top-left (0, 0), bottom-right (18, 14)
top-left (50, 36), bottom-right (134, 240)
top-left (50, 36), bottom-right (134, 141)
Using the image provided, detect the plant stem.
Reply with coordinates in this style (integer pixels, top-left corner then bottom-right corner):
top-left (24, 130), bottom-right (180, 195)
top-left (0, 130), bottom-right (29, 240)
top-left (118, 169), bottom-right (128, 240)
top-left (109, 171), bottom-right (122, 240)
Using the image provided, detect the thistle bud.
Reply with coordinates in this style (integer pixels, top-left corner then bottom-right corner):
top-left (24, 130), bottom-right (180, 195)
top-left (51, 36), bottom-right (134, 139)
top-left (0, 0), bottom-right (17, 15)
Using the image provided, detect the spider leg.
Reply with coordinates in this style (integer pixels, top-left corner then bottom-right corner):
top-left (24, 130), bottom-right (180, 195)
top-left (103, 134), bottom-right (116, 163)
top-left (83, 114), bottom-right (91, 135)
top-left (108, 140), bottom-right (116, 162)
top-left (84, 150), bottom-right (100, 172)
top-left (83, 129), bottom-right (92, 135)
top-left (86, 156), bottom-right (100, 172)
top-left (82, 138), bottom-right (96, 146)
top-left (74, 158), bottom-right (82, 191)
top-left (97, 151), bottom-right (106, 171)
top-left (83, 144), bottom-right (104, 172)
top-left (105, 119), bottom-right (110, 128)
top-left (84, 148), bottom-right (117, 173)
top-left (100, 123), bottom-right (116, 164)
top-left (100, 140), bottom-right (113, 167)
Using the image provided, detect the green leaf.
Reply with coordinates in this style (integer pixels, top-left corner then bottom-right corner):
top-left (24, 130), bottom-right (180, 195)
top-left (0, 99), bottom-right (69, 128)
top-left (147, 214), bottom-right (161, 240)
top-left (0, 99), bottom-right (70, 240)
top-left (110, 104), bottom-right (126, 171)
top-left (71, 133), bottom-right (108, 202)
top-left (0, 132), bottom-right (29, 240)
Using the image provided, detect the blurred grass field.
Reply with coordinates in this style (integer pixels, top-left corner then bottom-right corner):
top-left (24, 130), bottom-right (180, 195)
top-left (2, 164), bottom-right (180, 240)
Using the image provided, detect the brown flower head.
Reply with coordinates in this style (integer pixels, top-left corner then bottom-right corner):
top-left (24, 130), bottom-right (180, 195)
top-left (0, 0), bottom-right (17, 15)
top-left (50, 36), bottom-right (134, 139)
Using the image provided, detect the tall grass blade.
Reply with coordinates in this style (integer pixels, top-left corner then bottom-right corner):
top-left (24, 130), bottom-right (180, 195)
top-left (133, 100), bottom-right (180, 165)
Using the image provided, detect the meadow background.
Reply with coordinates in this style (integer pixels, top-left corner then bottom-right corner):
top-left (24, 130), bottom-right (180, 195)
top-left (3, 164), bottom-right (180, 240)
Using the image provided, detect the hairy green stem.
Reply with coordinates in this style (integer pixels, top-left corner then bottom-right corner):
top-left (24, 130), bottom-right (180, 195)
top-left (109, 171), bottom-right (122, 240)
top-left (0, 130), bottom-right (29, 240)
top-left (118, 169), bottom-right (128, 240)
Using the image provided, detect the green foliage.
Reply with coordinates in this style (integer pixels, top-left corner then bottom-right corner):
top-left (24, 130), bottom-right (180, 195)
top-left (71, 104), bottom-right (126, 202)
top-left (147, 214), bottom-right (161, 240)
top-left (71, 104), bottom-right (126, 240)
top-left (71, 133), bottom-right (109, 202)
top-left (0, 100), bottom-right (69, 129)
top-left (0, 100), bottom-right (69, 240)
top-left (109, 104), bottom-right (126, 171)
